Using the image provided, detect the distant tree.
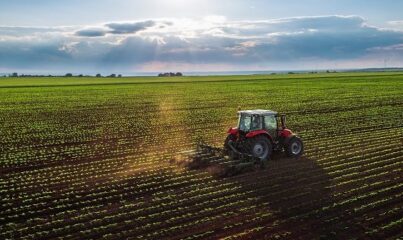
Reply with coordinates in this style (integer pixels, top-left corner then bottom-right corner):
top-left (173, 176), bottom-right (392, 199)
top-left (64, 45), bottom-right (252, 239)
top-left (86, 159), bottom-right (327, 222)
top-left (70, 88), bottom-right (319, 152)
top-left (96, 73), bottom-right (102, 77)
top-left (109, 74), bottom-right (116, 78)
top-left (11, 72), bottom-right (18, 77)
top-left (118, 74), bottom-right (122, 78)
top-left (78, 74), bottom-right (83, 77)
top-left (65, 73), bottom-right (73, 77)
top-left (158, 72), bottom-right (183, 77)
top-left (288, 72), bottom-right (295, 74)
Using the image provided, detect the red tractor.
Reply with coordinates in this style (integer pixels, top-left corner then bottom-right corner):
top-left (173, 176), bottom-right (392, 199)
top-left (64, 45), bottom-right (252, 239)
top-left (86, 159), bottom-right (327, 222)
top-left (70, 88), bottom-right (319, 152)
top-left (224, 110), bottom-right (303, 162)
top-left (190, 109), bottom-right (304, 176)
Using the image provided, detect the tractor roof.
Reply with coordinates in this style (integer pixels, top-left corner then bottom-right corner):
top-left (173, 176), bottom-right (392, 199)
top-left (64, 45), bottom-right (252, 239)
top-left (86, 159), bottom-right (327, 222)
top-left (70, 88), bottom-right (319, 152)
top-left (238, 109), bottom-right (278, 116)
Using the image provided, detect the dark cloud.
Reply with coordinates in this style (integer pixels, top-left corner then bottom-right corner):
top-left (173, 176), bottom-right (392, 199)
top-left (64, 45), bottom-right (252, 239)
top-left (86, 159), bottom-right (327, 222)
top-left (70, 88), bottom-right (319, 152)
top-left (75, 28), bottom-right (106, 37)
top-left (105, 20), bottom-right (156, 34)
top-left (245, 27), bottom-right (403, 61)
top-left (0, 39), bottom-right (71, 68)
top-left (74, 20), bottom-right (158, 37)
top-left (102, 36), bottom-right (159, 64)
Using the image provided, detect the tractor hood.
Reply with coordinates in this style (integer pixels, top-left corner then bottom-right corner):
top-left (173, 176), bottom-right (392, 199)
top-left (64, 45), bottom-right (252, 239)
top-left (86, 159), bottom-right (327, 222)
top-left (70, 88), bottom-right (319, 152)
top-left (228, 127), bottom-right (238, 135)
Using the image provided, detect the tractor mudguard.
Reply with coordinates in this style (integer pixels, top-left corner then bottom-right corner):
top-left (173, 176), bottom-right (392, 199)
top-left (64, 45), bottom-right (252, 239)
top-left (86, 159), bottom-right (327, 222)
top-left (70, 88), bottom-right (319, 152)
top-left (279, 128), bottom-right (293, 138)
top-left (245, 130), bottom-right (273, 142)
top-left (282, 134), bottom-right (297, 146)
top-left (227, 127), bottom-right (238, 135)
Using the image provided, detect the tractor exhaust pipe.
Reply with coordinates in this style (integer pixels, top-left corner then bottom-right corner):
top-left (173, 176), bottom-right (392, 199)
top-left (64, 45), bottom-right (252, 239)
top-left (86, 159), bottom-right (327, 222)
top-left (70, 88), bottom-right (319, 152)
top-left (281, 114), bottom-right (286, 129)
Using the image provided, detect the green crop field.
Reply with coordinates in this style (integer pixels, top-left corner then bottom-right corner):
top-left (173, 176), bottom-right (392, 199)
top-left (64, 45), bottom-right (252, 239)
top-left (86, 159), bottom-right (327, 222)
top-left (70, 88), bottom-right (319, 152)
top-left (1, 72), bottom-right (402, 239)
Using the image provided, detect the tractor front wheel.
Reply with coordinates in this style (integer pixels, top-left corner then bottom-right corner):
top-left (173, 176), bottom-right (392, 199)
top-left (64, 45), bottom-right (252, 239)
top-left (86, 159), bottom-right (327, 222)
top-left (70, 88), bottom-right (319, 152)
top-left (286, 137), bottom-right (304, 157)
top-left (248, 136), bottom-right (272, 160)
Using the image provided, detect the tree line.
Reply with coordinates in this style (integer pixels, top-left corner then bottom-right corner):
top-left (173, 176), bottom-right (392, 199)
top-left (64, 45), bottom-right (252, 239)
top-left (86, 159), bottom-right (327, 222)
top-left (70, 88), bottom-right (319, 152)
top-left (3, 73), bottom-right (123, 78)
top-left (2, 72), bottom-right (186, 78)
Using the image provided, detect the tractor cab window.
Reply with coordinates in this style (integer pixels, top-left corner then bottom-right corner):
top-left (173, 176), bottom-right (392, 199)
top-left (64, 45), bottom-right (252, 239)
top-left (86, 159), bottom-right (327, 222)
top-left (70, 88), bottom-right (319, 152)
top-left (239, 114), bottom-right (251, 132)
top-left (251, 115), bottom-right (262, 130)
top-left (264, 115), bottom-right (277, 130)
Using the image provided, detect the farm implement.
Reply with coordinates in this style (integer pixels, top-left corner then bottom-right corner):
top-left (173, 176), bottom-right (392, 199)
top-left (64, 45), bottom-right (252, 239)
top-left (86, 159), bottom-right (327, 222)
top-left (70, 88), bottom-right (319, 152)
top-left (180, 109), bottom-right (304, 177)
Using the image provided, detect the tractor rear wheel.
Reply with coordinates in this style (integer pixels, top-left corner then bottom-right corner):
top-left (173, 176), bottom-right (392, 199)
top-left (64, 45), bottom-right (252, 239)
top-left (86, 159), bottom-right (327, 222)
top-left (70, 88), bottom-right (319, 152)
top-left (248, 136), bottom-right (272, 160)
top-left (286, 137), bottom-right (304, 157)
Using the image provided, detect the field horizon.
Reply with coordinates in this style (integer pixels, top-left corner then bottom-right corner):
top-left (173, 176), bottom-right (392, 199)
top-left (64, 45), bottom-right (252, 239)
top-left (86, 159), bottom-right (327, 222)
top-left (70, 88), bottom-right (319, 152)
top-left (2, 67), bottom-right (403, 78)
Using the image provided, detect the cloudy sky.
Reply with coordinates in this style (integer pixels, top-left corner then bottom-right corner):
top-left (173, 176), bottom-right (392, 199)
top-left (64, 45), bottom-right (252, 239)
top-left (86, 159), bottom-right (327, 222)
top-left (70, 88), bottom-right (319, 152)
top-left (1, 0), bottom-right (403, 74)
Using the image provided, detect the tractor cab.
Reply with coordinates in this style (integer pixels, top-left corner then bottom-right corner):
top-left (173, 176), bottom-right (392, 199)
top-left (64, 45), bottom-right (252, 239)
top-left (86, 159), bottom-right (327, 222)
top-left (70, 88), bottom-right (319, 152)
top-left (237, 110), bottom-right (282, 139)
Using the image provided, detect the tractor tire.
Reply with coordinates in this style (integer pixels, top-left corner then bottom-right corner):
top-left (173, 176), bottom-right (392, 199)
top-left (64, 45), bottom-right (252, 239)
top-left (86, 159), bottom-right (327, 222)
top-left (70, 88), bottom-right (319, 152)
top-left (248, 136), bottom-right (272, 160)
top-left (285, 137), bottom-right (304, 157)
